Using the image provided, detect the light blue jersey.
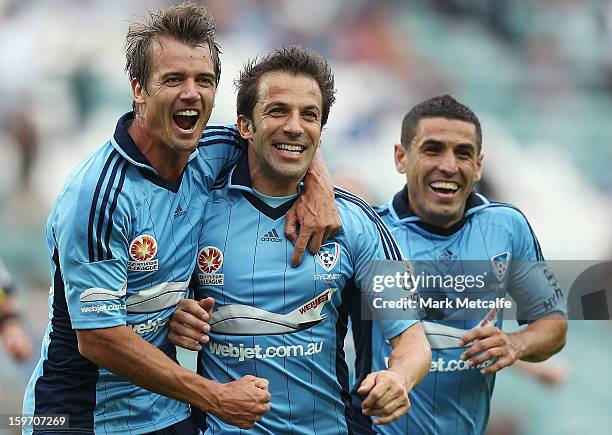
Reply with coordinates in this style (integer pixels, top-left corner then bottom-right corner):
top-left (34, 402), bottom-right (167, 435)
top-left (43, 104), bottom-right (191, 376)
top-left (350, 186), bottom-right (565, 435)
top-left (192, 154), bottom-right (418, 435)
top-left (23, 113), bottom-right (241, 434)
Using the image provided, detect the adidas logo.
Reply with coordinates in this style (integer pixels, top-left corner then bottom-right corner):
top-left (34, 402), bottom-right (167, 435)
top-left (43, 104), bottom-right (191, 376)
top-left (174, 204), bottom-right (187, 218)
top-left (261, 228), bottom-right (282, 243)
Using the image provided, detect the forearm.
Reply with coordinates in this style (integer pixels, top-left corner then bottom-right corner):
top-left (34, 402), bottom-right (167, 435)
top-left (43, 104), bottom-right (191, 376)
top-left (510, 313), bottom-right (567, 362)
top-left (304, 149), bottom-right (333, 189)
top-left (388, 323), bottom-right (431, 390)
top-left (286, 149), bottom-right (340, 263)
top-left (77, 326), bottom-right (220, 412)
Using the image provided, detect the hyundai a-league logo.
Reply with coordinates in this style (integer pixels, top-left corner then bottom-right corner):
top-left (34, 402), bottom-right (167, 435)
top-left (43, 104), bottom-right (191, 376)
top-left (491, 251), bottom-right (511, 282)
top-left (128, 234), bottom-right (158, 271)
top-left (198, 246), bottom-right (224, 285)
top-left (198, 246), bottom-right (223, 273)
top-left (315, 243), bottom-right (340, 272)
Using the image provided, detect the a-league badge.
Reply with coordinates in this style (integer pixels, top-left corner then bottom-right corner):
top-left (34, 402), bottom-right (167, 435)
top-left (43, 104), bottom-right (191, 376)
top-left (490, 251), bottom-right (511, 282)
top-left (198, 246), bottom-right (224, 285)
top-left (315, 243), bottom-right (340, 272)
top-left (127, 234), bottom-right (159, 271)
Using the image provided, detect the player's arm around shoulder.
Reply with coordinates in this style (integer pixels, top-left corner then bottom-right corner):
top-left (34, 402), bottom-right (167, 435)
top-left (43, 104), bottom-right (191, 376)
top-left (285, 150), bottom-right (341, 266)
top-left (357, 322), bottom-right (431, 425)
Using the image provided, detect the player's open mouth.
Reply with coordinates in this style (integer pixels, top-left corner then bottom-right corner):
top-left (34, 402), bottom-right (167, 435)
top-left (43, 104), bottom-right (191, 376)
top-left (429, 181), bottom-right (459, 196)
top-left (173, 109), bottom-right (200, 132)
top-left (273, 143), bottom-right (305, 155)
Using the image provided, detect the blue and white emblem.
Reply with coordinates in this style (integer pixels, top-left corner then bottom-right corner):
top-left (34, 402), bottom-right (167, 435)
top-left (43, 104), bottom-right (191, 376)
top-left (315, 243), bottom-right (340, 272)
top-left (490, 251), bottom-right (511, 282)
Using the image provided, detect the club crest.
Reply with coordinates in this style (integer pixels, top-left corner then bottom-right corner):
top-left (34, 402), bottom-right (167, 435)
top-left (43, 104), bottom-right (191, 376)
top-left (490, 251), bottom-right (511, 282)
top-left (315, 243), bottom-right (340, 272)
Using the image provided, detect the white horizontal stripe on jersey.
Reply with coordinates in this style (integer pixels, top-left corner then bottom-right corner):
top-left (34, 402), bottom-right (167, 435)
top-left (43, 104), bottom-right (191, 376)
top-left (126, 279), bottom-right (190, 313)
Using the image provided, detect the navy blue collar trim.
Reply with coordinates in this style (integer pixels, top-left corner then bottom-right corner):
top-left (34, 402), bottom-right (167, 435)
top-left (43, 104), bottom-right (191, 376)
top-left (230, 150), bottom-right (253, 188)
top-left (231, 151), bottom-right (297, 220)
top-left (114, 112), bottom-right (183, 193)
top-left (391, 185), bottom-right (485, 236)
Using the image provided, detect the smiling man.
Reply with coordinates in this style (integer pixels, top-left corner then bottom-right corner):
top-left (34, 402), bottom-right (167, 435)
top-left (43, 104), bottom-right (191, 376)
top-left (399, 116), bottom-right (482, 229)
top-left (350, 95), bottom-right (567, 434)
top-left (22, 5), bottom-right (338, 435)
top-left (168, 47), bottom-right (431, 435)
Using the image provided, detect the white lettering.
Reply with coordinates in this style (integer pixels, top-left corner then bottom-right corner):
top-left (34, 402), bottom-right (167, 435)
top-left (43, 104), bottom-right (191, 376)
top-left (207, 340), bottom-right (325, 362)
top-left (80, 303), bottom-right (126, 314)
top-left (371, 272), bottom-right (487, 292)
top-left (127, 260), bottom-right (159, 272)
top-left (130, 318), bottom-right (169, 335)
top-left (455, 298), bottom-right (512, 309)
top-left (373, 297), bottom-right (418, 310)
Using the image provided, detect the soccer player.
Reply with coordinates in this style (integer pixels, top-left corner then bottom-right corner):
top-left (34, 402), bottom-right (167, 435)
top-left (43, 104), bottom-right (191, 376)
top-left (0, 257), bottom-right (32, 362)
top-left (22, 5), bottom-right (338, 434)
top-left (168, 46), bottom-right (431, 434)
top-left (350, 95), bottom-right (568, 434)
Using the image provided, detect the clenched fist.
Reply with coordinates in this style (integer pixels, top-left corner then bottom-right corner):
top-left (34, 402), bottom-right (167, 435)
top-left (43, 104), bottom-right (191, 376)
top-left (209, 375), bottom-right (272, 429)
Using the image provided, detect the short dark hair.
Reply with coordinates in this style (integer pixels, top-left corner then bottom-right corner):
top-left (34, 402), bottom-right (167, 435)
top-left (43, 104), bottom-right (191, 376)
top-left (400, 95), bottom-right (482, 150)
top-left (235, 46), bottom-right (336, 127)
top-left (125, 3), bottom-right (221, 93)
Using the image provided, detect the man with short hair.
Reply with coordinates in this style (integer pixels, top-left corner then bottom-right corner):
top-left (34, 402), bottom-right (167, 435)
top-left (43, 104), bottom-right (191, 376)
top-left (23, 4), bottom-right (338, 434)
top-left (168, 46), bottom-right (431, 435)
top-left (350, 95), bottom-right (567, 434)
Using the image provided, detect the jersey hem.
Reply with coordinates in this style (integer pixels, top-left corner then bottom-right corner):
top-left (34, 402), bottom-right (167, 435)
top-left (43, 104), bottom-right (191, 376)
top-left (96, 410), bottom-right (191, 434)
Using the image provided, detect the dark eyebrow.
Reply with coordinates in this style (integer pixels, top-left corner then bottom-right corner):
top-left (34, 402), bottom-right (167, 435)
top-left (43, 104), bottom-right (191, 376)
top-left (456, 143), bottom-right (476, 153)
top-left (160, 71), bottom-right (182, 79)
top-left (421, 139), bottom-right (444, 148)
top-left (261, 101), bottom-right (288, 110)
top-left (196, 72), bottom-right (216, 81)
top-left (160, 71), bottom-right (216, 81)
top-left (302, 105), bottom-right (321, 114)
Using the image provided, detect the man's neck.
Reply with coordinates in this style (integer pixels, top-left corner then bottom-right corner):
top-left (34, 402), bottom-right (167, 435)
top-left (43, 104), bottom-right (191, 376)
top-left (250, 176), bottom-right (300, 197)
top-left (127, 121), bottom-right (190, 181)
top-left (407, 196), bottom-right (465, 229)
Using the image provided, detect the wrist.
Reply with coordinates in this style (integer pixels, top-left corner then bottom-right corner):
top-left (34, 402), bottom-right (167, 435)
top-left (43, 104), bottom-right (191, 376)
top-left (305, 168), bottom-right (333, 190)
top-left (193, 377), bottom-right (223, 413)
top-left (388, 366), bottom-right (412, 391)
top-left (508, 332), bottom-right (527, 361)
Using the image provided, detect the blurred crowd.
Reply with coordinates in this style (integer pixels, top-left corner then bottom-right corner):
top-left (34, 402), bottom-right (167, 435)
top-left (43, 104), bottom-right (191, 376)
top-left (0, 0), bottom-right (611, 433)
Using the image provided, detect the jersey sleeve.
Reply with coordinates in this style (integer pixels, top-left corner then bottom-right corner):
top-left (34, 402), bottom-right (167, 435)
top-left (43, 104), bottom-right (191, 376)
top-left (336, 190), bottom-right (420, 340)
top-left (198, 125), bottom-right (244, 189)
top-left (53, 163), bottom-right (131, 330)
top-left (507, 212), bottom-right (566, 325)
